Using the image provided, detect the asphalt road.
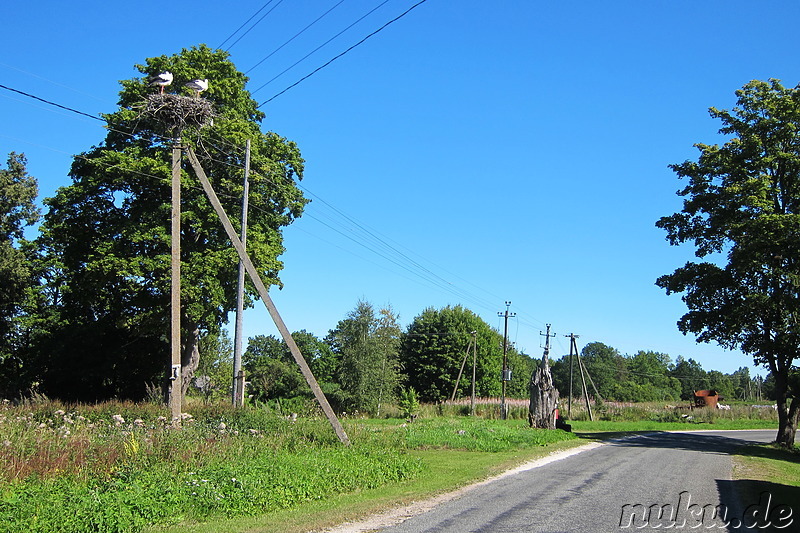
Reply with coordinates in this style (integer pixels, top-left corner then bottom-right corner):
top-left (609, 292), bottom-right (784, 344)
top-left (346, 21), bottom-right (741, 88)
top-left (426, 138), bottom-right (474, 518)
top-left (376, 430), bottom-right (794, 533)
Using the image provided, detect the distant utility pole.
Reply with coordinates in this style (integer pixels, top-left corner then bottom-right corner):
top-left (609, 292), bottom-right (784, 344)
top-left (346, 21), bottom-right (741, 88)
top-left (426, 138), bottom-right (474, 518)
top-left (565, 333), bottom-right (578, 419)
top-left (470, 330), bottom-right (477, 416)
top-left (540, 324), bottom-right (555, 360)
top-left (566, 333), bottom-right (593, 421)
top-left (498, 301), bottom-right (515, 420)
top-left (169, 139), bottom-right (182, 425)
top-left (232, 139), bottom-right (251, 407)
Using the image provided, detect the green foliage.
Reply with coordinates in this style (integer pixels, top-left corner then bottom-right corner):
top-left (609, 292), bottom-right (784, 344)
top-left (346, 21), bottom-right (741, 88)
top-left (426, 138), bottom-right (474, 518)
top-left (656, 79), bottom-right (800, 445)
top-left (0, 152), bottom-right (39, 397)
top-left (326, 301), bottom-right (402, 415)
top-left (549, 342), bottom-right (768, 404)
top-left (243, 330), bottom-right (333, 403)
top-left (397, 387), bottom-right (420, 419)
top-left (400, 305), bottom-right (530, 402)
top-left (0, 401), bottom-right (422, 533)
top-left (29, 45), bottom-right (307, 402)
top-left (357, 417), bottom-right (577, 453)
top-left (192, 329), bottom-right (234, 402)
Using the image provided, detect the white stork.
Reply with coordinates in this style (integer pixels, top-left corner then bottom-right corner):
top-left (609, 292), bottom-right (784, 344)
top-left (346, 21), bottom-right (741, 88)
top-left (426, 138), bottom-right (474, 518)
top-left (185, 79), bottom-right (209, 98)
top-left (149, 71), bottom-right (173, 94)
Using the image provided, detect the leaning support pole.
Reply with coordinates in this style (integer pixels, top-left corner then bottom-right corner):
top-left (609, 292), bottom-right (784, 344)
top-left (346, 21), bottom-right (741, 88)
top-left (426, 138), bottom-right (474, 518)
top-left (185, 146), bottom-right (350, 446)
top-left (576, 348), bottom-right (594, 422)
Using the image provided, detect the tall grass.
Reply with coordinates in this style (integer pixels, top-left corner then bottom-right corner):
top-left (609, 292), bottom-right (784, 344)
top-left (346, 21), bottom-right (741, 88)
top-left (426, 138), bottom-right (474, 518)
top-left (0, 400), bottom-right (421, 533)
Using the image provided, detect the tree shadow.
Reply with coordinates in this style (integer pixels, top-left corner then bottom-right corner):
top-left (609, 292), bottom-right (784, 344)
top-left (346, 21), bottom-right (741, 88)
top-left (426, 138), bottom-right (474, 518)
top-left (716, 479), bottom-right (799, 531)
top-left (580, 431), bottom-right (799, 531)
top-left (576, 430), bottom-right (771, 456)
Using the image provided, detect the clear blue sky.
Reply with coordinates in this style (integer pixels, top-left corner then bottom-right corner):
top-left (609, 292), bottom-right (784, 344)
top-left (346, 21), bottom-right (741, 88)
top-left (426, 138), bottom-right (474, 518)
top-left (2, 1), bottom-right (799, 376)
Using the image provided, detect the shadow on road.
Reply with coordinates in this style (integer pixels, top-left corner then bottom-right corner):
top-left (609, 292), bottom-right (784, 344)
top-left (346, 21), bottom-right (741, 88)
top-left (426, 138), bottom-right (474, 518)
top-left (716, 479), bottom-right (800, 531)
top-left (577, 431), bottom-right (767, 456)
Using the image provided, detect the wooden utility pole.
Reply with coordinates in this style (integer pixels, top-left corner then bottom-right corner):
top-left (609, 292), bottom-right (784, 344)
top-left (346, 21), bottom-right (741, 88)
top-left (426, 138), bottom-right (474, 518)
top-left (567, 333), bottom-right (593, 421)
top-left (169, 140), bottom-right (182, 425)
top-left (232, 139), bottom-right (250, 407)
top-left (566, 333), bottom-right (578, 419)
top-left (498, 301), bottom-right (515, 420)
top-left (470, 330), bottom-right (477, 416)
top-left (185, 146), bottom-right (350, 445)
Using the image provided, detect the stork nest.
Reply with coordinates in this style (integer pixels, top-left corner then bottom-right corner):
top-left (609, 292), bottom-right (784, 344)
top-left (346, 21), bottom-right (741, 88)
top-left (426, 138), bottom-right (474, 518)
top-left (142, 93), bottom-right (215, 132)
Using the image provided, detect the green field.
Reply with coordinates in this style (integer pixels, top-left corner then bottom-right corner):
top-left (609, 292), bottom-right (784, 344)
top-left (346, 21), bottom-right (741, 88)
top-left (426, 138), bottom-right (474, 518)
top-left (0, 399), bottom-right (786, 533)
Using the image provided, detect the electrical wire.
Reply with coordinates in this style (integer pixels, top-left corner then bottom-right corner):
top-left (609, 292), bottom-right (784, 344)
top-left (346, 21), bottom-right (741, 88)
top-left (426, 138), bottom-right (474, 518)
top-left (256, 0), bottom-right (427, 105)
top-left (245, 0), bottom-right (347, 75)
top-left (220, 0), bottom-right (286, 51)
top-left (1, 81), bottom-right (554, 343)
top-left (249, 0), bottom-right (391, 95)
top-left (0, 83), bottom-right (104, 122)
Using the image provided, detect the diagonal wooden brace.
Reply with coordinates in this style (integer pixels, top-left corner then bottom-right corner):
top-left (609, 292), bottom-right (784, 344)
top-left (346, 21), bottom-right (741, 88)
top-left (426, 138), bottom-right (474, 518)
top-left (185, 146), bottom-right (350, 445)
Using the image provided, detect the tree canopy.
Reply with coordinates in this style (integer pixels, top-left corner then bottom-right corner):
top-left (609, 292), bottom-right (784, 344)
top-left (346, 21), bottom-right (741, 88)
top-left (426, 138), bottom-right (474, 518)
top-left (31, 45), bottom-right (307, 401)
top-left (325, 301), bottom-right (402, 415)
top-left (656, 79), bottom-right (800, 446)
top-left (399, 305), bottom-right (532, 403)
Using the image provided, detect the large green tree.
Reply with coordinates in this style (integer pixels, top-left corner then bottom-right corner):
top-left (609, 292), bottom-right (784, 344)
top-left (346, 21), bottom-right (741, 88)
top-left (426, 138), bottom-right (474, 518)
top-left (657, 79), bottom-right (800, 446)
top-left (399, 305), bottom-right (530, 403)
top-left (34, 45), bottom-right (307, 401)
top-left (0, 152), bottom-right (39, 396)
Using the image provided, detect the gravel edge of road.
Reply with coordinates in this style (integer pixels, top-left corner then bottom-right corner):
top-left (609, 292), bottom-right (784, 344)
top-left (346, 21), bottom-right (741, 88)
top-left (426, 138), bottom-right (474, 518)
top-left (316, 440), bottom-right (607, 533)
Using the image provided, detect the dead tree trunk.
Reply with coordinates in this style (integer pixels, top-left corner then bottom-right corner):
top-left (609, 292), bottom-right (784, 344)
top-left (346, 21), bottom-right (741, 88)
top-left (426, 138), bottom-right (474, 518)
top-left (528, 353), bottom-right (559, 429)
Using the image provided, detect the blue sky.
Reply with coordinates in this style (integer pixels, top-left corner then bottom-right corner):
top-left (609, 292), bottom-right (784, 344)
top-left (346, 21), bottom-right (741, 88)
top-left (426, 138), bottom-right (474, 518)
top-left (2, 1), bottom-right (799, 377)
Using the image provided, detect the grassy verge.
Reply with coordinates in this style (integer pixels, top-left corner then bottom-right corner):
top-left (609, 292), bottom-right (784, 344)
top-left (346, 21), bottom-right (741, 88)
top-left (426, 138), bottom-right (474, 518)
top-left (145, 439), bottom-right (587, 533)
top-left (733, 443), bottom-right (800, 485)
top-left (0, 399), bottom-right (783, 533)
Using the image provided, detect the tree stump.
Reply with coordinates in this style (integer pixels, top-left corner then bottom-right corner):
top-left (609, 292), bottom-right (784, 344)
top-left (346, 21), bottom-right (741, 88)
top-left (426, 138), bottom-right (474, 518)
top-left (528, 353), bottom-right (559, 429)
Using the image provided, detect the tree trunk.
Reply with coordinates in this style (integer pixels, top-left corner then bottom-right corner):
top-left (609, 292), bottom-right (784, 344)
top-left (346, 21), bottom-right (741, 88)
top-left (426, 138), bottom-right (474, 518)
top-left (528, 354), bottom-right (559, 429)
top-left (181, 322), bottom-right (201, 398)
top-left (776, 395), bottom-right (799, 448)
top-left (772, 366), bottom-right (799, 448)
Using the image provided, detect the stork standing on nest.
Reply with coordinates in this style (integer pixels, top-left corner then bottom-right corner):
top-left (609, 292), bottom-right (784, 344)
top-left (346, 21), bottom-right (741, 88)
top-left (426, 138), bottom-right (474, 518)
top-left (149, 71), bottom-right (173, 94)
top-left (185, 79), bottom-right (208, 98)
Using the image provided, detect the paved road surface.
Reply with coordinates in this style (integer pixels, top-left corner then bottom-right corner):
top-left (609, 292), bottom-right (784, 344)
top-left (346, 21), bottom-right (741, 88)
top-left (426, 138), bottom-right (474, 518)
top-left (376, 430), bottom-right (793, 533)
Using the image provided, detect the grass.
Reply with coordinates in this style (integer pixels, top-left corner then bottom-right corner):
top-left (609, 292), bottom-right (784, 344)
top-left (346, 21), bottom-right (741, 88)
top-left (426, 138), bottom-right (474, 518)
top-left (733, 443), bottom-right (800, 487)
top-left (145, 439), bottom-right (587, 533)
top-left (0, 398), bottom-right (786, 533)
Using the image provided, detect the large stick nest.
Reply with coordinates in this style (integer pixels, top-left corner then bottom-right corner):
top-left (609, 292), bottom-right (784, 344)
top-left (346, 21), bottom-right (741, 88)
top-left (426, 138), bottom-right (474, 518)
top-left (143, 93), bottom-right (215, 133)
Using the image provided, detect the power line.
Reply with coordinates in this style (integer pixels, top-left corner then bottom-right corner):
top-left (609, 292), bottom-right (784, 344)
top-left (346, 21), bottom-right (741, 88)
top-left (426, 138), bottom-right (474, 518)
top-left (0, 81), bottom-right (552, 341)
top-left (257, 0), bottom-right (428, 106)
top-left (0, 83), bottom-right (104, 122)
top-left (245, 0), bottom-right (347, 75)
top-left (220, 0), bottom-right (286, 51)
top-left (250, 0), bottom-right (391, 95)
